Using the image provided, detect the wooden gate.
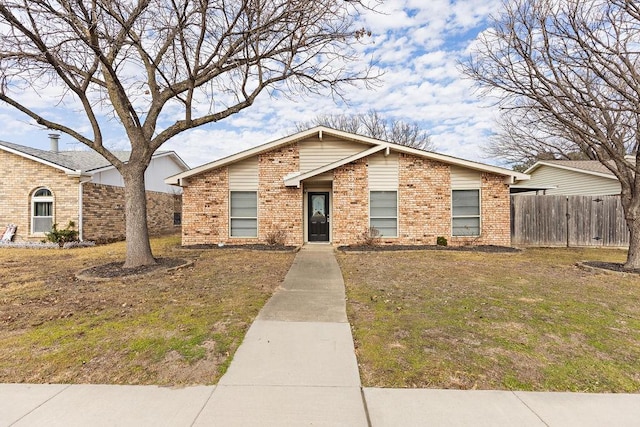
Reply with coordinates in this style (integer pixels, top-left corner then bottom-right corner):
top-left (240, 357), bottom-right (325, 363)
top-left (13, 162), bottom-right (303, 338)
top-left (511, 195), bottom-right (629, 247)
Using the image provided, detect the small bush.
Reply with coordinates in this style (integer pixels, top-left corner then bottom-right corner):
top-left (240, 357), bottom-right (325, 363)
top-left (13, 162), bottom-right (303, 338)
top-left (360, 227), bottom-right (381, 246)
top-left (436, 236), bottom-right (448, 246)
top-left (265, 229), bottom-right (287, 246)
top-left (45, 221), bottom-right (79, 247)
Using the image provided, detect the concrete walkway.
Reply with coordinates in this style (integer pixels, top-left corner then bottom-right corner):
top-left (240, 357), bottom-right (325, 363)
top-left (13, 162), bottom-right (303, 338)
top-left (192, 244), bottom-right (366, 426)
top-left (3, 245), bottom-right (640, 426)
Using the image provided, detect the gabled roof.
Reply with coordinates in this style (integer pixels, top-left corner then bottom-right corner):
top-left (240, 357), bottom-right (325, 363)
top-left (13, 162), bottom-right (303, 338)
top-left (0, 140), bottom-right (189, 175)
top-left (166, 126), bottom-right (529, 185)
top-left (524, 160), bottom-right (618, 180)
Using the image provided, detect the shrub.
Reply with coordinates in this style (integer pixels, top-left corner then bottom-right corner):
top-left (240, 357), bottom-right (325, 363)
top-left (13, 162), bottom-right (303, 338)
top-left (45, 221), bottom-right (79, 247)
top-left (265, 229), bottom-right (287, 246)
top-left (360, 227), bottom-right (381, 246)
top-left (436, 236), bottom-right (448, 246)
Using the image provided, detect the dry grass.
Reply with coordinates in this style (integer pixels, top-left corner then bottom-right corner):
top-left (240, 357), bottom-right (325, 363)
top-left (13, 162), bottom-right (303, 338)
top-left (0, 235), bottom-right (295, 385)
top-left (337, 247), bottom-right (640, 392)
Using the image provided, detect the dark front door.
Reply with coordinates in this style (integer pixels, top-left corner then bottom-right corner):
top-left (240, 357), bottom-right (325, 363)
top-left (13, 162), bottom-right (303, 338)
top-left (308, 192), bottom-right (329, 242)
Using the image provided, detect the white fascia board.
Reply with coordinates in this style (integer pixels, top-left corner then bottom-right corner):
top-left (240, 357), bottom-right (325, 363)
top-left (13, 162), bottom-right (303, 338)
top-left (164, 151), bottom-right (190, 171)
top-left (166, 127), bottom-right (329, 184)
top-left (165, 125), bottom-right (530, 185)
top-left (165, 126), bottom-right (384, 185)
top-left (67, 170), bottom-right (92, 178)
top-left (509, 184), bottom-right (557, 190)
top-left (284, 145), bottom-right (387, 187)
top-left (388, 144), bottom-right (530, 181)
top-left (90, 151), bottom-right (189, 175)
top-left (151, 150), bottom-right (190, 171)
top-left (525, 161), bottom-right (618, 180)
top-left (0, 143), bottom-right (78, 174)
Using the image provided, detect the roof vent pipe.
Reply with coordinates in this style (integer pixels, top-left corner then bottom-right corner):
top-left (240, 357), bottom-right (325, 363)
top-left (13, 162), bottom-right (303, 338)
top-left (49, 133), bottom-right (60, 153)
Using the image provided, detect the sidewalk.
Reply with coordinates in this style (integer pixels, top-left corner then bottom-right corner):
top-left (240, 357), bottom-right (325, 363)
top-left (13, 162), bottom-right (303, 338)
top-left (3, 245), bottom-right (640, 426)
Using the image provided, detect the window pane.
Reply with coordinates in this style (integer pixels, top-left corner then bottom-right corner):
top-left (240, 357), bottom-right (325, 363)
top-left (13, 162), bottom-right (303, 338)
top-left (371, 191), bottom-right (397, 206)
top-left (34, 188), bottom-right (52, 197)
top-left (231, 219), bottom-right (257, 237)
top-left (452, 190), bottom-right (479, 216)
top-left (452, 217), bottom-right (480, 236)
top-left (370, 191), bottom-right (397, 217)
top-left (230, 191), bottom-right (257, 217)
top-left (371, 218), bottom-right (397, 237)
top-left (371, 206), bottom-right (397, 217)
top-left (34, 202), bottom-right (52, 216)
top-left (311, 195), bottom-right (326, 216)
top-left (33, 217), bottom-right (53, 233)
top-left (370, 191), bottom-right (397, 237)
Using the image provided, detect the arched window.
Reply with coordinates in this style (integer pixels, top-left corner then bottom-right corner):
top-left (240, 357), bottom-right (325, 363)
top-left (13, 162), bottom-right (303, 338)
top-left (32, 188), bottom-right (53, 234)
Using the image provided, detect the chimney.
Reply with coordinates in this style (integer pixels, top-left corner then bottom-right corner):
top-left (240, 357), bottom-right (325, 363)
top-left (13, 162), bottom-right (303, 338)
top-left (49, 133), bottom-right (60, 153)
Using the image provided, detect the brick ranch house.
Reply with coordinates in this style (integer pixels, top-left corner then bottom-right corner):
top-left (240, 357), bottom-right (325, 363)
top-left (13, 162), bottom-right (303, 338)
top-left (166, 127), bottom-right (529, 247)
top-left (0, 135), bottom-right (189, 242)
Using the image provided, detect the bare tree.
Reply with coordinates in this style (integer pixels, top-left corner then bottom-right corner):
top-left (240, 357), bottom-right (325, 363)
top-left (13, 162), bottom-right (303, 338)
top-left (489, 113), bottom-right (599, 171)
top-left (0, 0), bottom-right (374, 267)
top-left (462, 0), bottom-right (640, 269)
top-left (296, 110), bottom-right (434, 150)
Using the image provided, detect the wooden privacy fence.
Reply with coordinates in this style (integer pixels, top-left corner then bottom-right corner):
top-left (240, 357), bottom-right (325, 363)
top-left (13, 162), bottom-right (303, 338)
top-left (511, 195), bottom-right (629, 247)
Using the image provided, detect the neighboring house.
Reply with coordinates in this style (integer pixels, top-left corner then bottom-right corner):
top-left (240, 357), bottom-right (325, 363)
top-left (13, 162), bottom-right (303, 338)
top-left (0, 135), bottom-right (189, 242)
top-left (511, 160), bottom-right (621, 195)
top-left (166, 127), bottom-right (529, 247)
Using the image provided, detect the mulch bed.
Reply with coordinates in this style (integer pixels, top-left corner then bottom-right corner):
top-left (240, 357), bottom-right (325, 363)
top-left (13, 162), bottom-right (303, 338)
top-left (338, 244), bottom-right (521, 253)
top-left (181, 244), bottom-right (298, 252)
top-left (77, 257), bottom-right (189, 280)
top-left (582, 261), bottom-right (640, 275)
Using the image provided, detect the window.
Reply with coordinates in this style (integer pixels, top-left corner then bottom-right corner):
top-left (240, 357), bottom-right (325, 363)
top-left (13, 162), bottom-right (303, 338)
top-left (370, 191), bottom-right (397, 237)
top-left (452, 189), bottom-right (480, 236)
top-left (230, 191), bottom-right (257, 237)
top-left (32, 188), bottom-right (53, 234)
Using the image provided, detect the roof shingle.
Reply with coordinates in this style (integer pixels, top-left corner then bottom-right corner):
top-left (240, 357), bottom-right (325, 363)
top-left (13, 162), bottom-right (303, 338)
top-left (0, 140), bottom-right (169, 172)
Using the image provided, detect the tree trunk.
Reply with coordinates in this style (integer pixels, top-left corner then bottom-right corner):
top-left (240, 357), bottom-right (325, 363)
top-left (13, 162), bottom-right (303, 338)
top-left (122, 165), bottom-right (156, 268)
top-left (625, 212), bottom-right (640, 270)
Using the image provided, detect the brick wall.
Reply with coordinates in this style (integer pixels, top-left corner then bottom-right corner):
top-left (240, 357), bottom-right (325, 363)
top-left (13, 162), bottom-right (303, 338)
top-left (181, 144), bottom-right (303, 246)
top-left (179, 143), bottom-right (513, 248)
top-left (397, 154), bottom-right (451, 245)
top-left (448, 173), bottom-right (512, 246)
top-left (332, 158), bottom-right (369, 245)
top-left (258, 143), bottom-right (303, 246)
top-left (0, 150), bottom-right (180, 243)
top-left (82, 183), bottom-right (178, 242)
top-left (329, 152), bottom-right (511, 247)
top-left (181, 167), bottom-right (229, 245)
top-left (0, 150), bottom-right (79, 241)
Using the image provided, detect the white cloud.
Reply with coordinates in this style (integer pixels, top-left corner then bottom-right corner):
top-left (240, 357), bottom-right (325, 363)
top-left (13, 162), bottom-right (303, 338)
top-left (1, 1), bottom-right (506, 168)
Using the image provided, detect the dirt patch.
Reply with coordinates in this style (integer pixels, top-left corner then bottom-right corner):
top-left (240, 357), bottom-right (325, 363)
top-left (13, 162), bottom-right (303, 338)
top-left (76, 257), bottom-right (191, 281)
top-left (338, 244), bottom-right (521, 253)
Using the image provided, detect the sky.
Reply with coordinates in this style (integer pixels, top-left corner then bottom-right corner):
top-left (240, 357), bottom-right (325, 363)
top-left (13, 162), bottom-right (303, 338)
top-left (0, 0), bottom-right (506, 169)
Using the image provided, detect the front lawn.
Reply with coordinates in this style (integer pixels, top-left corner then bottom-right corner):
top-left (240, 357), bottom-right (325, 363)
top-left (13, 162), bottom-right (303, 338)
top-left (0, 235), bottom-right (295, 385)
top-left (337, 247), bottom-right (640, 392)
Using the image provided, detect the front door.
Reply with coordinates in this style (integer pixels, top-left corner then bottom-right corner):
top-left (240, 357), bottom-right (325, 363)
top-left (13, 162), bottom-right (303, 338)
top-left (308, 192), bottom-right (329, 242)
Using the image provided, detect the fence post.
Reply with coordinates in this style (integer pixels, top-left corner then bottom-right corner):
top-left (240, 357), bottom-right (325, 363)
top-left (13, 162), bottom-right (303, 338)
top-left (566, 196), bottom-right (570, 248)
